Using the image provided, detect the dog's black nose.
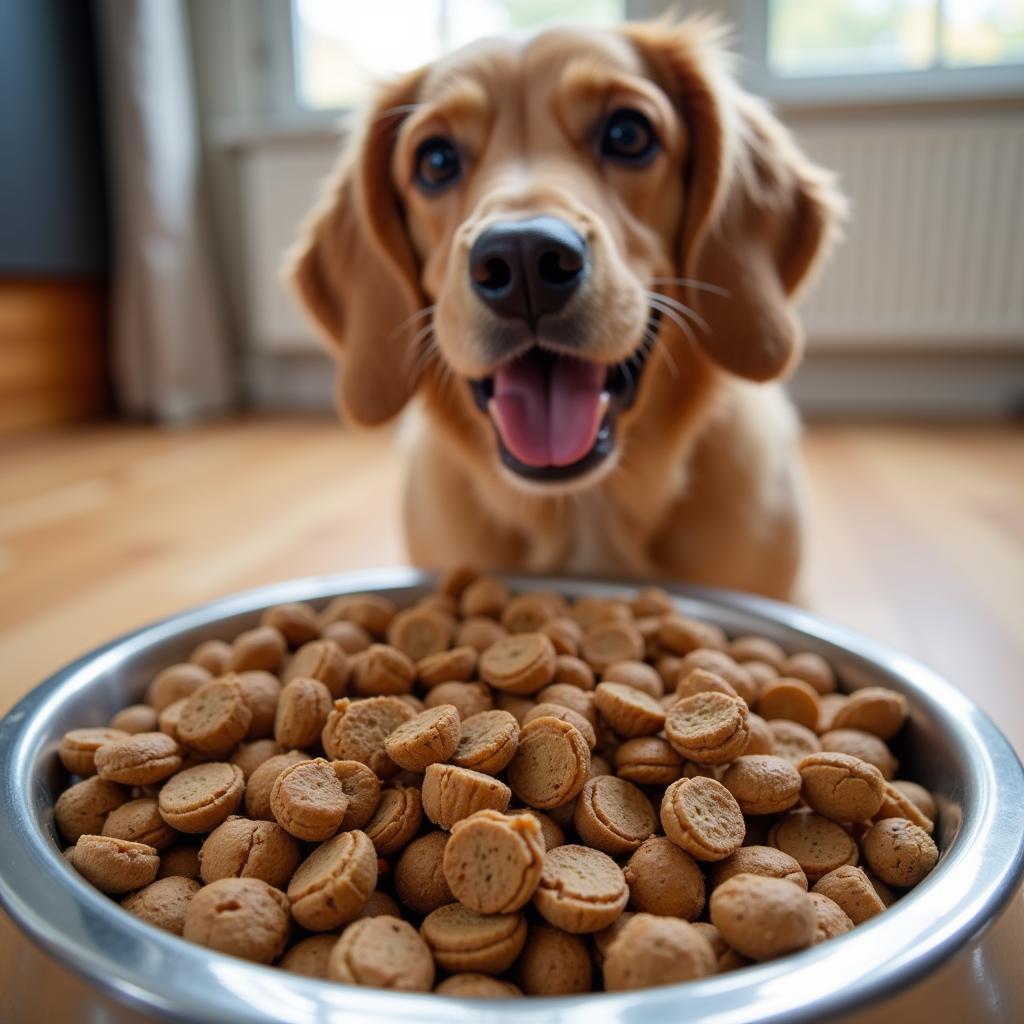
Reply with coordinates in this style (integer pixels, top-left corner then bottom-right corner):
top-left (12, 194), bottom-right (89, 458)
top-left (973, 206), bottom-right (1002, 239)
top-left (469, 216), bottom-right (587, 324)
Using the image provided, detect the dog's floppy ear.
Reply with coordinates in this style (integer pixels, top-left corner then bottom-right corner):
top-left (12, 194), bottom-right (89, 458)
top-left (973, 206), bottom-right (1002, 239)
top-left (288, 70), bottom-right (426, 424)
top-left (625, 18), bottom-right (845, 381)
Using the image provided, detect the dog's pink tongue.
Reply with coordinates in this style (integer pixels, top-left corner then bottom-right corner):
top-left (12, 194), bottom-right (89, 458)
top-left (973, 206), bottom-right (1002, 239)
top-left (490, 357), bottom-right (607, 468)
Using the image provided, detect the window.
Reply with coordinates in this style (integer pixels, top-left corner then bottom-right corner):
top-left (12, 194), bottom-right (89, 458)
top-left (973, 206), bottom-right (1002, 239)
top-left (293, 0), bottom-right (625, 111)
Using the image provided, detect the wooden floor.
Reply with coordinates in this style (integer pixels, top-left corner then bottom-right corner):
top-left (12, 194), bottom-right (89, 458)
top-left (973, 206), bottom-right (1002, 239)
top-left (1, 416), bottom-right (1022, 751)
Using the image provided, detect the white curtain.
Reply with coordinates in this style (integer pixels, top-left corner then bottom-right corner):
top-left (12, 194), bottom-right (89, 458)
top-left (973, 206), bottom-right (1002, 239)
top-left (95, 0), bottom-right (234, 423)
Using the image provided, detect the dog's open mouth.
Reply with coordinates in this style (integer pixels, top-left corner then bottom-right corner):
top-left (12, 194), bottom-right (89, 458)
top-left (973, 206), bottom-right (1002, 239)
top-left (469, 317), bottom-right (657, 482)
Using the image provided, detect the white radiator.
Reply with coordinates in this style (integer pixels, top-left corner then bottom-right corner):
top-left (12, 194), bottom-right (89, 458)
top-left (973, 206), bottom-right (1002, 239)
top-left (792, 109), bottom-right (1024, 350)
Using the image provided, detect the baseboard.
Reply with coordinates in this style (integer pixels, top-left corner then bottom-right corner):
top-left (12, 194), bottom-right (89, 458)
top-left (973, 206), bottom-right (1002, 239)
top-left (243, 348), bottom-right (1024, 420)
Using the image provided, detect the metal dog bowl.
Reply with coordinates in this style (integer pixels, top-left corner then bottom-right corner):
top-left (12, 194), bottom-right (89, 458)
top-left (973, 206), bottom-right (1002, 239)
top-left (1, 569), bottom-right (1022, 1023)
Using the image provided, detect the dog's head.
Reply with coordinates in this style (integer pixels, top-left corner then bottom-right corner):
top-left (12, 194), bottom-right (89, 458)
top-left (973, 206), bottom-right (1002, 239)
top-left (291, 18), bottom-right (843, 489)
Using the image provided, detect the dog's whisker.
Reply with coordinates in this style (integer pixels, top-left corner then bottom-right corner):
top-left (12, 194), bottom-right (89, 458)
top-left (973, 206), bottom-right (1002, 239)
top-left (641, 323), bottom-right (680, 381)
top-left (390, 304), bottom-right (437, 342)
top-left (648, 277), bottom-right (732, 298)
top-left (647, 291), bottom-right (712, 336)
top-left (646, 297), bottom-right (701, 355)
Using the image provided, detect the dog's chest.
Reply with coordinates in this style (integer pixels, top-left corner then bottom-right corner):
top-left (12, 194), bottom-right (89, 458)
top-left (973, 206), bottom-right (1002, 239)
top-left (560, 496), bottom-right (648, 576)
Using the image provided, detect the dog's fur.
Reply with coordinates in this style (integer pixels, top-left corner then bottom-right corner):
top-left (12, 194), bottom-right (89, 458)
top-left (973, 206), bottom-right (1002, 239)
top-left (290, 18), bottom-right (844, 600)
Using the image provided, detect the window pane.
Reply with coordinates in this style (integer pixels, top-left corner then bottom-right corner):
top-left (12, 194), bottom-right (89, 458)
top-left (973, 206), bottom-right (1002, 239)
top-left (294, 0), bottom-right (624, 110)
top-left (769, 0), bottom-right (937, 76)
top-left (944, 0), bottom-right (1024, 66)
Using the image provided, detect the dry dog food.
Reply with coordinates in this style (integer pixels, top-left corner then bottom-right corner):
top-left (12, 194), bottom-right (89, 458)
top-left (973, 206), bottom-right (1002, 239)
top-left (53, 576), bottom-right (938, 996)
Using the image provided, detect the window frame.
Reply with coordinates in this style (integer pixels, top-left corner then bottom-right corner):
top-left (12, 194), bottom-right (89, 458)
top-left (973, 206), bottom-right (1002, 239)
top-left (740, 0), bottom-right (1024, 107)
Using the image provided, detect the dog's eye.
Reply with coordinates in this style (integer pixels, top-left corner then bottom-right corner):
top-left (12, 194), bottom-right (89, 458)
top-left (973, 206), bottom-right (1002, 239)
top-left (600, 108), bottom-right (658, 165)
top-left (414, 137), bottom-right (462, 192)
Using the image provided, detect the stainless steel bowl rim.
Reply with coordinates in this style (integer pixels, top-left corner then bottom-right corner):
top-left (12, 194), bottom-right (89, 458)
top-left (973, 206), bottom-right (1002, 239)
top-left (1, 568), bottom-right (1022, 1024)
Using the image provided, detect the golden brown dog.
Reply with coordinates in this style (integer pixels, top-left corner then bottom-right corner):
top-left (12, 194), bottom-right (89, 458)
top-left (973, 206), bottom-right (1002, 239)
top-left (290, 17), bottom-right (844, 600)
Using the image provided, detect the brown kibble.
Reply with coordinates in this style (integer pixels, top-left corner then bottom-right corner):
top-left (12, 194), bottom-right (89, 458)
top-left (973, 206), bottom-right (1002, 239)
top-left (364, 785), bottom-right (423, 854)
top-left (146, 663), bottom-right (212, 712)
top-left (759, 678), bottom-right (821, 731)
top-left (816, 693), bottom-right (848, 733)
top-left (892, 780), bottom-right (937, 822)
top-left (603, 914), bottom-right (716, 990)
top-left (499, 593), bottom-right (558, 634)
top-left (574, 776), bottom-right (656, 856)
top-left (594, 682), bottom-right (665, 738)
top-left (287, 829), bottom-right (377, 930)
top-left (230, 739), bottom-right (285, 780)
top-left (873, 780), bottom-right (935, 833)
top-left (603, 660), bottom-right (662, 699)
top-left (523, 702), bottom-right (597, 749)
top-left (438, 564), bottom-right (479, 598)
top-left (532, 844), bottom-right (627, 933)
top-left (535, 683), bottom-right (597, 728)
top-left (102, 797), bottom-right (177, 851)
top-left (539, 616), bottom-right (583, 656)
top-left (158, 699), bottom-right (187, 743)
top-left (283, 640), bottom-right (349, 697)
top-left (799, 752), bottom-right (887, 822)
top-left (614, 736), bottom-right (684, 786)
top-left (710, 874), bottom-right (816, 961)
top-left (623, 836), bottom-right (705, 919)
top-left (109, 704), bottom-right (160, 735)
top-left (157, 844), bottom-right (201, 881)
top-left (158, 762), bottom-right (245, 833)
top-left (122, 876), bottom-right (201, 935)
top-left (422, 762), bottom-right (511, 830)
top-left (435, 974), bottom-right (522, 997)
top-left (184, 877), bottom-right (290, 963)
top-left (444, 809), bottom-right (545, 914)
top-left (676, 667), bottom-right (738, 702)
top-left (517, 808), bottom-right (565, 851)
top-left (349, 644), bottom-right (416, 697)
top-left (709, 845), bottom-right (808, 891)
top-left (228, 626), bottom-right (287, 674)
top-left (455, 615), bottom-right (507, 652)
top-left (73, 834), bottom-right (159, 893)
top-left (321, 696), bottom-right (414, 779)
top-left (820, 728), bottom-right (898, 780)
top-left (270, 677), bottom-right (327, 749)
top-left (321, 593), bottom-right (396, 637)
top-left (236, 671), bottom-right (281, 740)
top-left (831, 687), bottom-right (909, 740)
top-left (59, 727), bottom-right (130, 776)
top-left (270, 758), bottom-right (349, 841)
top-left (416, 645), bottom-right (477, 687)
top-left (94, 732), bottom-right (182, 786)
top-left (423, 681), bottom-right (493, 721)
top-left (729, 636), bottom-right (787, 672)
top-left (420, 903), bottom-right (526, 974)
top-left (329, 915), bottom-right (435, 990)
top-left (812, 865), bottom-right (885, 924)
top-left (260, 602), bottom-right (320, 648)
top-left (581, 621), bottom-right (644, 673)
top-left (460, 576), bottom-right (509, 619)
top-left (745, 712), bottom-right (775, 755)
top-left (190, 640), bottom-right (232, 676)
top-left (394, 831), bottom-right (454, 915)
top-left (768, 719), bottom-right (822, 764)
top-left (479, 633), bottom-right (557, 695)
top-left (355, 890), bottom-right (403, 921)
top-left (677, 651), bottom-right (758, 707)
top-left (664, 691), bottom-right (750, 765)
top-left (553, 655), bottom-right (596, 691)
top-left (768, 810), bottom-right (859, 882)
top-left (177, 676), bottom-right (253, 757)
top-left (809, 891), bottom-right (854, 942)
top-left (722, 755), bottom-right (802, 815)
top-left (784, 652), bottom-right (837, 695)
top-left (244, 750), bottom-right (309, 820)
top-left (516, 922), bottom-right (592, 994)
top-left (660, 777), bottom-right (745, 862)
top-left (279, 934), bottom-right (338, 978)
top-left (507, 716), bottom-right (590, 810)
top-left (659, 616), bottom-right (727, 655)
top-left (863, 817), bottom-right (938, 888)
top-left (199, 816), bottom-right (300, 889)
top-left (321, 620), bottom-right (372, 655)
top-left (385, 704), bottom-right (461, 772)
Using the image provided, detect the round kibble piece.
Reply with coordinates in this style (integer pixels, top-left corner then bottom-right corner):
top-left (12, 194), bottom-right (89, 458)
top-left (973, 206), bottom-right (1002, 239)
top-left (321, 620), bottom-right (372, 655)
top-left (623, 836), bottom-right (705, 919)
top-left (421, 762), bottom-right (511, 830)
top-left (603, 659), bottom-right (663, 698)
top-left (665, 692), bottom-right (750, 765)
top-left (231, 739), bottom-right (284, 780)
top-left (709, 846), bottom-right (808, 891)
top-left (523, 701), bottom-right (596, 749)
top-left (574, 776), bottom-right (656, 856)
top-left (274, 677), bottom-right (332, 750)
top-left (384, 704), bottom-right (461, 772)
top-left (603, 914), bottom-right (716, 990)
top-left (678, 652), bottom-right (758, 707)
top-left (582, 622), bottom-right (644, 673)
top-left (232, 671), bottom-right (279, 742)
top-left (420, 903), bottom-right (527, 974)
top-left (435, 974), bottom-right (522, 998)
top-left (94, 732), bottom-right (182, 786)
top-left (228, 626), bottom-right (287, 674)
top-left (614, 736), bottom-right (684, 785)
top-left (710, 874), bottom-right (816, 961)
top-left (283, 640), bottom-right (349, 697)
top-left (553, 655), bottom-right (595, 691)
top-left (190, 641), bottom-right (232, 676)
top-left (416, 645), bottom-right (477, 688)
top-left (350, 644), bottom-right (417, 697)
top-left (261, 602), bottom-right (320, 648)
top-left (659, 616), bottom-right (727, 655)
top-left (892, 780), bottom-right (937, 822)
top-left (329, 915), bottom-right (435, 990)
top-left (768, 719), bottom-right (822, 764)
top-left (813, 865), bottom-right (885, 924)
top-left (820, 729), bottom-right (899, 780)
top-left (507, 716), bottom-right (590, 810)
top-left (594, 682), bottom-right (665, 738)
top-left (158, 762), bottom-right (245, 833)
top-left (759, 678), bottom-right (821, 730)
top-left (722, 755), bottom-right (802, 815)
top-left (768, 810), bottom-right (859, 882)
top-left (177, 677), bottom-right (253, 757)
top-left (784, 652), bottom-right (837, 695)
top-left (364, 784), bottom-right (423, 854)
top-left (244, 750), bottom-right (308, 820)
top-left (516, 922), bottom-right (592, 994)
top-left (459, 577), bottom-right (509, 619)
top-left (73, 834), bottom-right (159, 893)
top-left (199, 816), bottom-right (300, 889)
top-left (449, 710), bottom-right (519, 775)
top-left (424, 681), bottom-right (493, 720)
top-left (387, 607), bottom-right (454, 663)
top-left (109, 704), bottom-right (160, 735)
top-left (533, 844), bottom-right (628, 934)
top-left (443, 809), bottom-right (545, 914)
top-left (279, 934), bottom-right (338, 978)
top-left (102, 797), bottom-right (177, 851)
top-left (661, 777), bottom-right (745, 862)
top-left (456, 616), bottom-right (507, 652)
top-left (184, 877), bottom-right (290, 963)
top-left (831, 687), bottom-right (909, 740)
top-left (744, 713), bottom-right (775, 755)
top-left (480, 633), bottom-right (557, 695)
top-left (270, 757), bottom-right (349, 841)
top-left (874, 781), bottom-right (935, 833)
top-left (158, 844), bottom-right (201, 880)
top-left (59, 728), bottom-right (129, 776)
top-left (729, 636), bottom-right (787, 671)
top-left (147, 664), bottom-right (212, 712)
top-left (863, 817), bottom-right (939, 888)
top-left (394, 831), bottom-right (454, 915)
top-left (809, 891), bottom-right (854, 942)
top-left (321, 593), bottom-right (396, 637)
top-left (321, 696), bottom-right (414, 779)
top-left (798, 751), bottom-right (887, 822)
top-left (287, 829), bottom-right (378, 931)
top-left (121, 875), bottom-right (200, 934)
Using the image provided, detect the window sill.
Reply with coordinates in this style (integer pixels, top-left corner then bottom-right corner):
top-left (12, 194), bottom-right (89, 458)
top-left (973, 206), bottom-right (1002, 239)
top-left (209, 114), bottom-right (350, 151)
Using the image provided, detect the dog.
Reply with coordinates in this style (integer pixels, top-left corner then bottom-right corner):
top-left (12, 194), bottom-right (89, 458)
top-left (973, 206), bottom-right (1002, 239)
top-left (290, 17), bottom-right (843, 600)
